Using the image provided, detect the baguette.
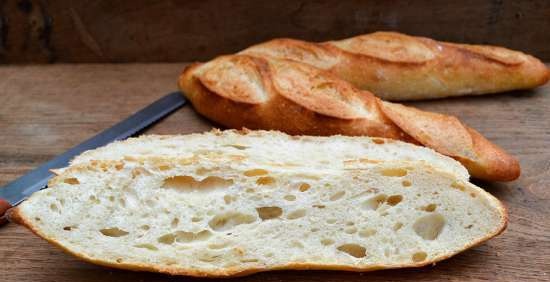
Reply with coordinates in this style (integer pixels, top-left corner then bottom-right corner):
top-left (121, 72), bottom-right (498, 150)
top-left (178, 55), bottom-right (520, 181)
top-left (12, 132), bottom-right (506, 277)
top-left (240, 31), bottom-right (549, 100)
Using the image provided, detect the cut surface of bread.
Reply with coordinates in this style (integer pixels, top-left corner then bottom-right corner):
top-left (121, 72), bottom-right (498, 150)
top-left (66, 130), bottom-right (469, 181)
top-left (14, 160), bottom-right (506, 277)
top-left (13, 137), bottom-right (506, 277)
top-left (241, 31), bottom-right (549, 101)
top-left (179, 55), bottom-right (520, 181)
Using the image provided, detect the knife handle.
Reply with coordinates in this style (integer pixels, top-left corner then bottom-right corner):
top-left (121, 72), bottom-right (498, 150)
top-left (0, 198), bottom-right (12, 225)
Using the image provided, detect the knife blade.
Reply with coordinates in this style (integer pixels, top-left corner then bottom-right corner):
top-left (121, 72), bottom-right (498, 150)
top-left (0, 92), bottom-right (186, 224)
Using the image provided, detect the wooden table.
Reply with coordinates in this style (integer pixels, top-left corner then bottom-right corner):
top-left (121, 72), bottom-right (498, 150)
top-left (0, 64), bottom-right (549, 281)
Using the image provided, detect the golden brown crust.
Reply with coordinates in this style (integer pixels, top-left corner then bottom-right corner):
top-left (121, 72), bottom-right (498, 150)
top-left (241, 31), bottom-right (549, 101)
top-left (379, 102), bottom-right (520, 181)
top-left (180, 55), bottom-right (407, 140)
top-left (10, 160), bottom-right (508, 277)
top-left (179, 55), bottom-right (520, 181)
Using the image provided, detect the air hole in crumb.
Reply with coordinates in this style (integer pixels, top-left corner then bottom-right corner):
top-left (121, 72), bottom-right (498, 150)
top-left (380, 168), bottom-right (407, 177)
top-left (295, 174), bottom-right (320, 180)
top-left (393, 222), bottom-right (403, 231)
top-left (329, 191), bottom-right (346, 201)
top-left (195, 167), bottom-right (213, 175)
top-left (100, 227), bottom-right (129, 237)
top-left (413, 213), bottom-right (446, 240)
top-left (115, 163), bottom-right (124, 170)
top-left (226, 144), bottom-right (249, 150)
top-left (299, 183), bottom-right (311, 192)
top-left (241, 258), bottom-right (259, 263)
top-left (386, 195), bottom-right (403, 206)
top-left (116, 258), bottom-right (123, 263)
top-left (63, 178), bottom-right (79, 185)
top-left (372, 138), bottom-right (385, 144)
top-left (49, 203), bottom-right (58, 211)
top-left (208, 212), bottom-right (256, 231)
top-left (89, 195), bottom-right (100, 204)
top-left (246, 188), bottom-right (255, 193)
top-left (162, 175), bottom-right (233, 190)
top-left (134, 244), bottom-right (158, 251)
top-left (145, 199), bottom-right (155, 207)
top-left (470, 193), bottom-right (476, 198)
top-left (402, 180), bottom-right (412, 187)
top-left (171, 218), bottom-right (180, 228)
top-left (321, 239), bottom-right (334, 246)
top-left (412, 251), bottom-right (427, 262)
top-left (244, 169), bottom-right (268, 177)
top-left (291, 240), bottom-right (304, 248)
top-left (363, 194), bottom-right (387, 210)
top-left (200, 176), bottom-right (234, 189)
top-left (158, 165), bottom-right (171, 171)
top-left (284, 195), bottom-right (296, 201)
top-left (346, 221), bottom-right (354, 226)
top-left (208, 242), bottom-right (230, 249)
top-left (313, 204), bottom-right (325, 209)
top-left (421, 204), bottom-right (437, 212)
top-left (157, 233), bottom-right (176, 244)
top-left (465, 224), bottom-right (473, 229)
top-left (326, 218), bottom-right (337, 224)
top-left (223, 195), bottom-right (233, 204)
top-left (311, 228), bottom-right (320, 232)
top-left (359, 228), bottom-right (376, 237)
top-left (256, 207), bottom-right (283, 220)
top-left (63, 226), bottom-right (72, 231)
top-left (337, 244), bottom-right (367, 258)
top-left (256, 176), bottom-right (275, 185)
top-left (191, 217), bottom-right (202, 222)
top-left (451, 181), bottom-right (466, 191)
top-left (175, 230), bottom-right (212, 243)
top-left (287, 209), bottom-right (306, 220)
top-left (345, 227), bottom-right (358, 234)
top-left (140, 225), bottom-right (150, 230)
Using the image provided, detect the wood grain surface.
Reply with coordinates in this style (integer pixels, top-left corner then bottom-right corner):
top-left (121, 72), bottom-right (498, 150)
top-left (2, 0), bottom-right (550, 63)
top-left (0, 64), bottom-right (549, 281)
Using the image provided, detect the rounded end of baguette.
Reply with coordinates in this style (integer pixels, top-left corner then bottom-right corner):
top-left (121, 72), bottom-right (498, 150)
top-left (530, 60), bottom-right (550, 88)
top-left (379, 101), bottom-right (520, 182)
top-left (461, 127), bottom-right (521, 182)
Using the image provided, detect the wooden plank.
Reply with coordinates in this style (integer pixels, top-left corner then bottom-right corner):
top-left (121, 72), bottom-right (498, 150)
top-left (0, 64), bottom-right (549, 281)
top-left (1, 0), bottom-right (550, 63)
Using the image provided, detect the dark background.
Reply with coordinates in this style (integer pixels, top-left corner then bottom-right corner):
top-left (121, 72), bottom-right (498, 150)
top-left (1, 0), bottom-right (550, 64)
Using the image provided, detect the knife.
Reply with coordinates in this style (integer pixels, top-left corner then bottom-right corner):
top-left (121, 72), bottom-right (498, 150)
top-left (0, 92), bottom-right (186, 225)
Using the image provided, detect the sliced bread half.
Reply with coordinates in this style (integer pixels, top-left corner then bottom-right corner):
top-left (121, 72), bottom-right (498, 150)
top-left (12, 152), bottom-right (505, 277)
top-left (64, 130), bottom-right (469, 181)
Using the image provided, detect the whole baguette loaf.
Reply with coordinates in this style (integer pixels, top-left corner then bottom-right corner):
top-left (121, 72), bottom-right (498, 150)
top-left (240, 31), bottom-right (549, 100)
top-left (179, 55), bottom-right (520, 181)
top-left (12, 132), bottom-right (507, 277)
